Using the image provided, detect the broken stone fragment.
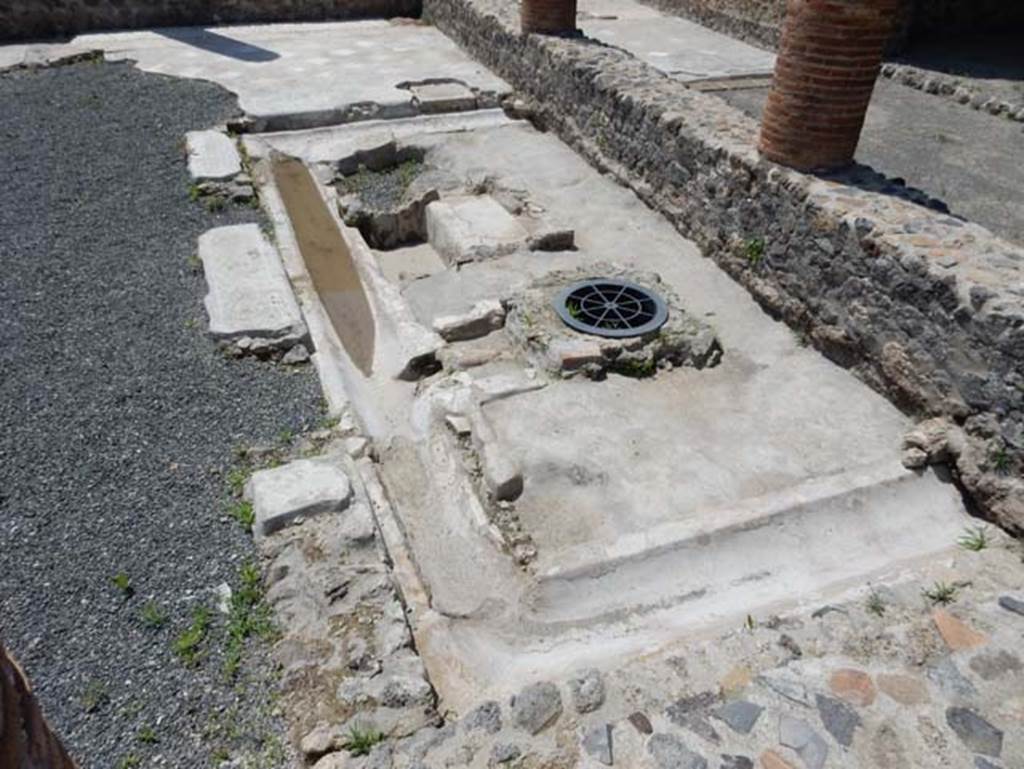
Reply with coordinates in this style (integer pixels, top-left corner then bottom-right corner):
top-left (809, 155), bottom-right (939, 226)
top-left (568, 668), bottom-right (606, 714)
top-left (647, 733), bottom-right (706, 769)
top-left (281, 343), bottom-right (310, 365)
top-left (433, 299), bottom-right (506, 342)
top-left (186, 129), bottom-right (242, 181)
top-left (581, 723), bottom-right (613, 766)
top-left (244, 458), bottom-right (352, 537)
top-left (426, 195), bottom-right (528, 264)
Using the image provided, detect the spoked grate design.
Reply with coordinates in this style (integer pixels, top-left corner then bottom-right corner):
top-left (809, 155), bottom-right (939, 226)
top-left (553, 278), bottom-right (669, 338)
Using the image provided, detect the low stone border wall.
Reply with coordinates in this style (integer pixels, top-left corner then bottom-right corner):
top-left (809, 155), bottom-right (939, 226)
top-left (1, 0), bottom-right (421, 43)
top-left (425, 0), bottom-right (1024, 531)
top-left (880, 63), bottom-right (1024, 124)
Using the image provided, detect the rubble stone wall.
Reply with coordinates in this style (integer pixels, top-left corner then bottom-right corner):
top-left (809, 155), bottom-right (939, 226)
top-left (425, 0), bottom-right (1024, 530)
top-left (2, 0), bottom-right (421, 42)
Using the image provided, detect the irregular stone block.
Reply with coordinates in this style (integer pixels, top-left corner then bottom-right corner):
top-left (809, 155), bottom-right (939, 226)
top-left (997, 595), bottom-right (1024, 617)
top-left (828, 668), bottom-right (876, 706)
top-left (946, 707), bottom-right (1003, 757)
top-left (463, 700), bottom-right (502, 734)
top-left (814, 694), bottom-right (861, 748)
top-left (647, 733), bottom-right (706, 769)
top-left (199, 224), bottom-right (306, 344)
top-left (933, 609), bottom-right (988, 651)
top-left (876, 673), bottom-right (929, 705)
top-left (779, 715), bottom-right (828, 769)
top-left (245, 458), bottom-right (352, 537)
top-left (510, 681), bottom-right (562, 735)
top-left (433, 299), bottom-right (506, 342)
top-left (568, 668), bottom-right (606, 714)
top-left (581, 723), bottom-right (613, 766)
top-left (713, 700), bottom-right (763, 735)
top-left (426, 195), bottom-right (528, 264)
top-left (186, 130), bottom-right (242, 181)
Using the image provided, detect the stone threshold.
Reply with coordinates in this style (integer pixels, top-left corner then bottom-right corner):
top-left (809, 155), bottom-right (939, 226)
top-left (422, 0), bottom-right (1024, 533)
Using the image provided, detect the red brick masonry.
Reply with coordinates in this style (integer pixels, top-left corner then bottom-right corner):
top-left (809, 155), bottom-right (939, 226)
top-left (759, 0), bottom-right (899, 171)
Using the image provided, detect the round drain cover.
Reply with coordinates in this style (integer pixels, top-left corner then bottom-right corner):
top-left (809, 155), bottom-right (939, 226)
top-left (553, 278), bottom-right (668, 338)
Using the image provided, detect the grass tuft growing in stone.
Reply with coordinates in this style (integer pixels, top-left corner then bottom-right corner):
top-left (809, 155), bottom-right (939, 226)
top-left (226, 466), bottom-right (250, 498)
top-left (228, 500), bottom-right (256, 533)
top-left (745, 237), bottom-right (765, 266)
top-left (866, 590), bottom-right (886, 617)
top-left (80, 680), bottom-right (110, 714)
top-left (140, 600), bottom-right (168, 629)
top-left (922, 581), bottom-right (959, 605)
top-left (173, 606), bottom-right (212, 667)
top-left (112, 571), bottom-right (133, 597)
top-left (342, 724), bottom-right (386, 757)
top-left (957, 525), bottom-right (990, 552)
top-left (137, 725), bottom-right (159, 745)
top-left (223, 561), bottom-right (276, 680)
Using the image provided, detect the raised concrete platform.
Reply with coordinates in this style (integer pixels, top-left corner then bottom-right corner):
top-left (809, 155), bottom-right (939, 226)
top-left (198, 223), bottom-right (307, 344)
top-left (259, 113), bottom-right (974, 708)
top-left (72, 21), bottom-right (511, 130)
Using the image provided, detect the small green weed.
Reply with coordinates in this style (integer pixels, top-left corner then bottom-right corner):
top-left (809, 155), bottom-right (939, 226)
top-left (922, 581), bottom-right (959, 605)
top-left (616, 357), bottom-right (657, 378)
top-left (566, 299), bottom-right (582, 319)
top-left (116, 755), bottom-right (140, 769)
top-left (866, 590), bottom-right (886, 617)
top-left (228, 500), bottom-right (256, 532)
top-left (188, 184), bottom-right (202, 202)
top-left (226, 466), bottom-right (250, 497)
top-left (991, 447), bottom-right (1011, 474)
top-left (342, 724), bottom-right (386, 757)
top-left (173, 606), bottom-right (212, 667)
top-left (80, 680), bottom-right (109, 714)
top-left (223, 561), bottom-right (275, 679)
top-left (140, 600), bottom-right (168, 629)
top-left (745, 237), bottom-right (765, 266)
top-left (112, 572), bottom-right (133, 597)
top-left (957, 525), bottom-right (990, 552)
top-left (277, 427), bottom-right (294, 445)
top-left (137, 725), bottom-right (159, 745)
top-left (204, 195), bottom-right (226, 213)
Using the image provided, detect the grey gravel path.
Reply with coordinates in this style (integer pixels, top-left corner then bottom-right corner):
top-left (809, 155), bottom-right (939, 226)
top-left (0, 60), bottom-right (322, 768)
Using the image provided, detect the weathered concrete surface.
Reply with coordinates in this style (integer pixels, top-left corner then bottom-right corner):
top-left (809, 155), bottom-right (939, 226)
top-left (1, 0), bottom-right (421, 42)
top-left (578, 0), bottom-right (774, 81)
top-left (185, 129), bottom-right (242, 181)
top-left (198, 223), bottom-right (307, 344)
top-left (72, 21), bottom-right (510, 130)
top-left (245, 457), bottom-right (352, 537)
top-left (424, 0), bottom-right (1024, 533)
top-left (275, 116), bottom-right (979, 705)
top-left (715, 79), bottom-right (1024, 247)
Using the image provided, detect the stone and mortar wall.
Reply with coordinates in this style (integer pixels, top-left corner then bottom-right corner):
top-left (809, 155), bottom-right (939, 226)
top-left (1, 0), bottom-right (421, 43)
top-left (424, 0), bottom-right (1024, 532)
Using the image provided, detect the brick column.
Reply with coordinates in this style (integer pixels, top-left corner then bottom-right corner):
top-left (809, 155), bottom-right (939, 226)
top-left (759, 0), bottom-right (899, 171)
top-left (521, 0), bottom-right (577, 35)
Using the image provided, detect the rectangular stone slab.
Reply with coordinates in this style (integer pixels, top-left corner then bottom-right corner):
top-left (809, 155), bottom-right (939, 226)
top-left (199, 223), bottom-right (307, 342)
top-left (245, 457), bottom-right (353, 537)
top-left (186, 129), bottom-right (242, 181)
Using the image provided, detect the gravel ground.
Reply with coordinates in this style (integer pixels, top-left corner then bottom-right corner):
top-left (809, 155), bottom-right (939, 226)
top-left (0, 60), bottom-right (323, 768)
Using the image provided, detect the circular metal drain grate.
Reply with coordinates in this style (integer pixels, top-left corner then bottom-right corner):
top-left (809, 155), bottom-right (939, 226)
top-left (553, 278), bottom-right (669, 338)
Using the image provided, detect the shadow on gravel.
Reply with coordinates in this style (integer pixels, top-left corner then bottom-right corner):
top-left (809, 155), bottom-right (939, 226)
top-left (156, 27), bottom-right (279, 62)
